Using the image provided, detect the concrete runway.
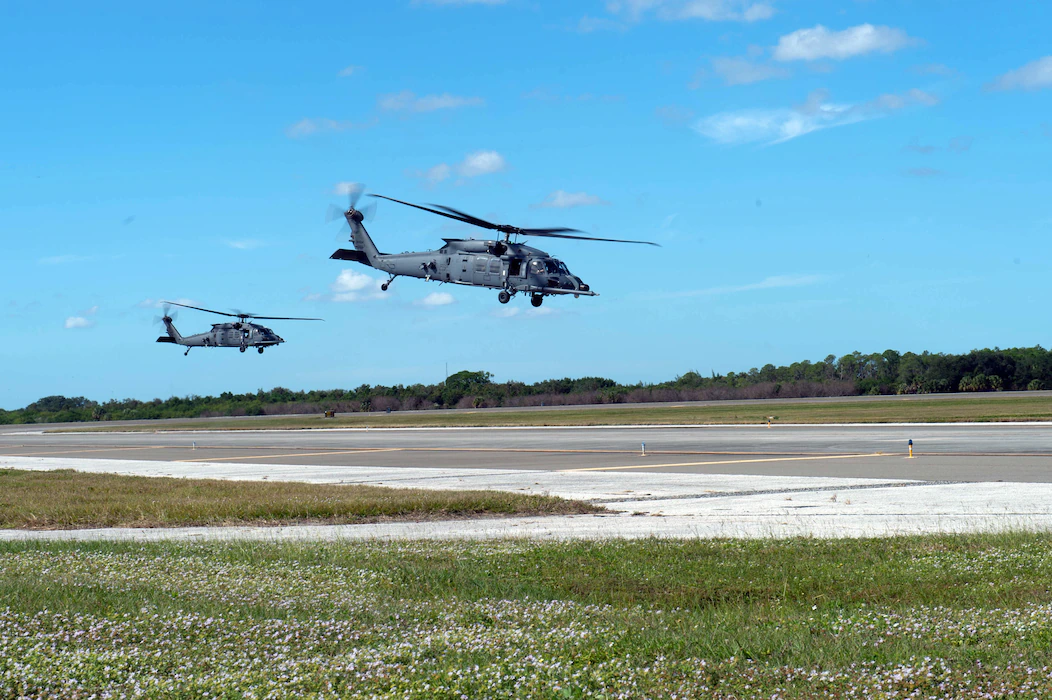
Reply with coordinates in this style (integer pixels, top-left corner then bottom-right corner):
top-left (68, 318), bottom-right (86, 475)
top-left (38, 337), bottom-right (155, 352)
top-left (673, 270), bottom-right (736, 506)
top-left (3, 423), bottom-right (1052, 481)
top-left (3, 422), bottom-right (1052, 540)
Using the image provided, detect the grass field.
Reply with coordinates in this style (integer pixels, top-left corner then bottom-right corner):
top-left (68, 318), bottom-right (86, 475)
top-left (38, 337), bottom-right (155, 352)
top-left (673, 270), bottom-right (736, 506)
top-left (0, 468), bottom-right (601, 529)
top-left (2, 533), bottom-right (1052, 697)
top-left (60, 392), bottom-right (1052, 432)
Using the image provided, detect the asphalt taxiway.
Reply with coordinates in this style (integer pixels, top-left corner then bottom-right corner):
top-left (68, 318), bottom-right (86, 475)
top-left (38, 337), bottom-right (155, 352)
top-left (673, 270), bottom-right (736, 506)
top-left (2, 422), bottom-right (1052, 540)
top-left (4, 423), bottom-right (1052, 481)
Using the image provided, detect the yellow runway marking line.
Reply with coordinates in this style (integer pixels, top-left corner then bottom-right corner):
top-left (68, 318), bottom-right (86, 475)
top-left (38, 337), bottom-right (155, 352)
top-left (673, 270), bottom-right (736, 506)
top-left (175, 448), bottom-right (402, 463)
top-left (562, 452), bottom-right (889, 472)
top-left (397, 447), bottom-right (833, 456)
top-left (6, 444), bottom-right (850, 457)
top-left (0, 446), bottom-right (170, 457)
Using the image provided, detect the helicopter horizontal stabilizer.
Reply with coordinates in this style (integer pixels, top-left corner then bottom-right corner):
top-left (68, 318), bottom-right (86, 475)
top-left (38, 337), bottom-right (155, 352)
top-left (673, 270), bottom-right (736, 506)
top-left (536, 287), bottom-right (599, 297)
top-left (156, 336), bottom-right (177, 344)
top-left (330, 248), bottom-right (370, 265)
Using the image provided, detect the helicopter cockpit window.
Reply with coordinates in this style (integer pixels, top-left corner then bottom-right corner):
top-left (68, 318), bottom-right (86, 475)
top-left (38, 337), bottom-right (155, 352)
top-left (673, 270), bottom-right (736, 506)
top-left (529, 260), bottom-right (546, 275)
top-left (543, 260), bottom-right (560, 274)
top-left (556, 261), bottom-right (571, 275)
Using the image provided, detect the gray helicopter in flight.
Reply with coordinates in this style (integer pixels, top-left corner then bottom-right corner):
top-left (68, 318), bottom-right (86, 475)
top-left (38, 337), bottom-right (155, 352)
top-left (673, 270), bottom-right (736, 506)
top-left (328, 187), bottom-right (658, 307)
top-left (155, 302), bottom-right (322, 355)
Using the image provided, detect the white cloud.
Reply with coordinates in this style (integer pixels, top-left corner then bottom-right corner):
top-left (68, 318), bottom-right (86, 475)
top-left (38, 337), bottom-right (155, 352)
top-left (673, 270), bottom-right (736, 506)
top-left (416, 292), bottom-right (456, 307)
top-left (607, 0), bottom-right (775, 22)
top-left (773, 24), bottom-right (916, 62)
top-left (285, 118), bottom-right (369, 138)
top-left (330, 269), bottom-right (386, 302)
top-left (333, 181), bottom-right (364, 196)
top-left (656, 105), bottom-right (695, 126)
top-left (412, 150), bottom-right (506, 185)
top-left (987, 56), bottom-right (1052, 92)
top-left (948, 136), bottom-right (973, 153)
top-left (457, 150), bottom-right (506, 177)
top-left (911, 63), bottom-right (956, 76)
top-left (710, 57), bottom-right (790, 85)
top-left (225, 239), bottom-right (265, 250)
top-left (338, 64), bottom-right (362, 77)
top-left (522, 88), bottom-right (623, 103)
top-left (38, 254), bottom-right (93, 265)
top-left (378, 90), bottom-right (485, 113)
top-left (669, 274), bottom-right (825, 298)
top-left (575, 15), bottom-right (625, 32)
top-left (424, 164), bottom-right (452, 184)
top-left (64, 316), bottom-right (94, 329)
top-left (408, 162), bottom-right (454, 186)
top-left (905, 167), bottom-right (941, 177)
top-left (138, 298), bottom-right (195, 309)
top-left (491, 306), bottom-right (553, 318)
top-left (693, 88), bottom-right (938, 145)
top-left (534, 190), bottom-right (609, 208)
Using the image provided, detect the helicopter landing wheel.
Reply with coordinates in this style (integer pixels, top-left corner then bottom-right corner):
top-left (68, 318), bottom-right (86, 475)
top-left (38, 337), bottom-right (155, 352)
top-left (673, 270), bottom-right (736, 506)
top-left (498, 291), bottom-right (511, 304)
top-left (239, 346), bottom-right (246, 353)
top-left (381, 282), bottom-right (389, 292)
top-left (257, 347), bottom-right (264, 354)
top-left (530, 294), bottom-right (543, 308)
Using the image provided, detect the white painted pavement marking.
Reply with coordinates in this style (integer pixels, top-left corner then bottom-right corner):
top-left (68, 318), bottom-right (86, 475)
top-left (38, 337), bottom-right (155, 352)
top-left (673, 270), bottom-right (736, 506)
top-left (1, 456), bottom-right (1051, 540)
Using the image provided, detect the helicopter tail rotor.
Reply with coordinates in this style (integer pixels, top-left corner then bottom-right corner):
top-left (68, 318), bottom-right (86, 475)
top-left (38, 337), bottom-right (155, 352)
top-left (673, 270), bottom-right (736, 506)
top-left (327, 182), bottom-right (375, 239)
top-left (153, 303), bottom-right (178, 326)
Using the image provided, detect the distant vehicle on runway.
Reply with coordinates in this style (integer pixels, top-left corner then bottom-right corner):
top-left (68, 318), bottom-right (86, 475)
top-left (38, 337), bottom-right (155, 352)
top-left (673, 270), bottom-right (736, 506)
top-left (155, 302), bottom-right (322, 356)
top-left (328, 185), bottom-right (659, 307)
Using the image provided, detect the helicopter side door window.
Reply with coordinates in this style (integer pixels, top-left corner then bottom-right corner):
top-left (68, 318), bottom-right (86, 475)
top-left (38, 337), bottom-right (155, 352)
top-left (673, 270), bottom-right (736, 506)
top-left (508, 259), bottom-right (522, 276)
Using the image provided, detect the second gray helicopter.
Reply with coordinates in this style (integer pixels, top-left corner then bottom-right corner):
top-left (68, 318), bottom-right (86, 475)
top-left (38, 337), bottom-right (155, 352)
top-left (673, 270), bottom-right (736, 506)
top-left (155, 302), bottom-right (322, 355)
top-left (329, 189), bottom-right (657, 307)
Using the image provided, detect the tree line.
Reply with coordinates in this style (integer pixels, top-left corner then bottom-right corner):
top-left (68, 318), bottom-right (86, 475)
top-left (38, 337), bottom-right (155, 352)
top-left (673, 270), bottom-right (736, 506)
top-left (3, 345), bottom-right (1050, 425)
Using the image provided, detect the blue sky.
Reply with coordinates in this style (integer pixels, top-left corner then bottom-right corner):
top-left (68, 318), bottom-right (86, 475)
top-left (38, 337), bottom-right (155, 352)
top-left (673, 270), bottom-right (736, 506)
top-left (2, 0), bottom-right (1051, 409)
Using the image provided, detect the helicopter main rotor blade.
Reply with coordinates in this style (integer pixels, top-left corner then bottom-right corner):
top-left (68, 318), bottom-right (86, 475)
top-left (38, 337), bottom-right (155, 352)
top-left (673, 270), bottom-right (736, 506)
top-left (371, 193), bottom-right (658, 245)
top-left (162, 301), bottom-right (238, 318)
top-left (369, 195), bottom-right (495, 230)
top-left (244, 316), bottom-right (324, 321)
top-left (521, 230), bottom-right (661, 246)
top-left (522, 227), bottom-right (584, 235)
top-left (427, 203), bottom-right (502, 231)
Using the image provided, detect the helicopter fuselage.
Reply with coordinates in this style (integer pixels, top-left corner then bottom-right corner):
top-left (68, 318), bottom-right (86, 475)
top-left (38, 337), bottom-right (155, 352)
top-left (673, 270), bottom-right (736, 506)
top-left (333, 238), bottom-right (596, 300)
top-left (190, 322), bottom-right (284, 349)
top-left (157, 319), bottom-right (284, 355)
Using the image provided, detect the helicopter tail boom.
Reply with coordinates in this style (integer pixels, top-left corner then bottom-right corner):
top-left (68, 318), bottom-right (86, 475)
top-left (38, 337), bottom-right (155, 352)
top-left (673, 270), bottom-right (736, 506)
top-left (346, 214), bottom-right (382, 266)
top-left (162, 318), bottom-right (184, 344)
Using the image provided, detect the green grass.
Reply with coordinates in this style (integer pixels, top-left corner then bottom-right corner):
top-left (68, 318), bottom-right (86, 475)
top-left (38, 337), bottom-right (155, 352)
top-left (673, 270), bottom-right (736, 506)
top-left (59, 392), bottom-right (1052, 432)
top-left (3, 534), bottom-right (1052, 697)
top-left (0, 468), bottom-right (602, 529)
